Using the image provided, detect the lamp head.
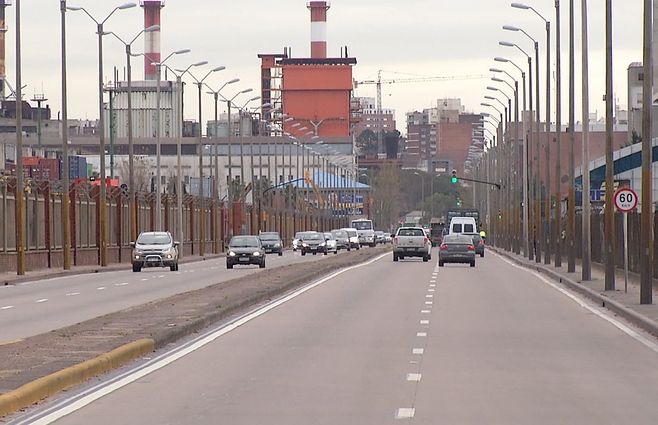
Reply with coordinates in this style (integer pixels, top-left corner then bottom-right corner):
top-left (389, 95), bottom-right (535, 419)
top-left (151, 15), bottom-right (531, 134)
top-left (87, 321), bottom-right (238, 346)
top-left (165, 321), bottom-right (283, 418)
top-left (511, 2), bottom-right (530, 10)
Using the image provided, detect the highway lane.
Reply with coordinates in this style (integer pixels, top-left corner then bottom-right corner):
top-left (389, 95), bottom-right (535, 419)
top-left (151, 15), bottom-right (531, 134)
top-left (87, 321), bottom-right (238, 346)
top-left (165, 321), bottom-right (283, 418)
top-left (0, 250), bottom-right (340, 342)
top-left (14, 249), bottom-right (658, 424)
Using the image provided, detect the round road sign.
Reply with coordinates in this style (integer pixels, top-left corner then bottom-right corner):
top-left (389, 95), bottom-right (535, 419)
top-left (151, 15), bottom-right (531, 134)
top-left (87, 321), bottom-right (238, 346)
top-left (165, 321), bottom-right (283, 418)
top-left (613, 187), bottom-right (638, 212)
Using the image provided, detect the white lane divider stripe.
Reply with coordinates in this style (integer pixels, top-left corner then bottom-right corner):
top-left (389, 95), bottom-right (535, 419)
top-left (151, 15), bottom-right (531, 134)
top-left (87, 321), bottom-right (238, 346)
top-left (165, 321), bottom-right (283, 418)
top-left (425, 301), bottom-right (433, 305)
top-left (114, 283), bottom-right (129, 287)
top-left (140, 278), bottom-right (149, 281)
top-left (425, 294), bottom-right (433, 298)
top-left (494, 251), bottom-right (658, 355)
top-left (35, 299), bottom-right (48, 303)
top-left (420, 310), bottom-right (431, 314)
top-left (396, 408), bottom-right (415, 419)
top-left (420, 320), bottom-right (430, 325)
top-left (412, 348), bottom-right (424, 355)
top-left (97, 287), bottom-right (106, 290)
top-left (428, 288), bottom-right (435, 292)
top-left (65, 292), bottom-right (80, 297)
top-left (429, 284), bottom-right (436, 288)
top-left (416, 332), bottom-right (427, 337)
top-left (18, 252), bottom-right (390, 425)
top-left (1, 305), bottom-right (14, 310)
top-left (406, 373), bottom-right (422, 382)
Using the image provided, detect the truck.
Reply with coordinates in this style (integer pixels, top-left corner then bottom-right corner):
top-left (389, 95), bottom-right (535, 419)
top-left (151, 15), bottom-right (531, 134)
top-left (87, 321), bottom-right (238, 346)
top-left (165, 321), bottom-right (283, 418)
top-left (429, 218), bottom-right (445, 247)
top-left (350, 218), bottom-right (376, 247)
top-left (446, 208), bottom-right (480, 226)
top-left (393, 226), bottom-right (432, 262)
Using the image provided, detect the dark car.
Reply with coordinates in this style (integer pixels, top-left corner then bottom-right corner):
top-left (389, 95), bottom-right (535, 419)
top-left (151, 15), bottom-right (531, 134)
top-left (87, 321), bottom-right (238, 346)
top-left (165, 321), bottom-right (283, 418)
top-left (227, 235), bottom-right (266, 269)
top-left (463, 232), bottom-right (485, 257)
top-left (331, 229), bottom-right (351, 251)
top-left (300, 232), bottom-right (328, 256)
top-left (259, 232), bottom-right (283, 256)
top-left (438, 234), bottom-right (476, 267)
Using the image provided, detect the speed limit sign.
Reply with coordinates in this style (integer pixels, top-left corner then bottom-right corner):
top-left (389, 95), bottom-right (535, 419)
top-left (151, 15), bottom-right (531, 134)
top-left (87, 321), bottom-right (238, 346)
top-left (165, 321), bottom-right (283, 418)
top-left (613, 187), bottom-right (638, 212)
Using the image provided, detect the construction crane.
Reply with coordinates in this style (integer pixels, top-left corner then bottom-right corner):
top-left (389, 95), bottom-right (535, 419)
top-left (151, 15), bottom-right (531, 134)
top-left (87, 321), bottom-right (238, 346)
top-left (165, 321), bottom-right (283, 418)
top-left (304, 169), bottom-right (325, 209)
top-left (354, 70), bottom-right (489, 115)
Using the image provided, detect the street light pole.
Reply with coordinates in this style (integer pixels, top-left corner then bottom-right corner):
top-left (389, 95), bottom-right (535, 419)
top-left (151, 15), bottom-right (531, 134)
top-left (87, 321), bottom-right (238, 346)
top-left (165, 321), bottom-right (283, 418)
top-left (554, 0), bottom-right (562, 268)
top-left (61, 0), bottom-right (72, 270)
top-left (567, 0), bottom-right (576, 273)
top-left (581, 0), bottom-right (592, 281)
top-left (603, 0), bottom-right (615, 290)
top-left (15, 0), bottom-right (24, 275)
top-left (640, 0), bottom-right (653, 304)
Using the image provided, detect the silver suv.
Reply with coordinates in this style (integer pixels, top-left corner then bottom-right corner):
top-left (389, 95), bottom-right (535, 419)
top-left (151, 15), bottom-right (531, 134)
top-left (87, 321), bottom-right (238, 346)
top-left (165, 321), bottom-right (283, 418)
top-left (131, 232), bottom-right (179, 272)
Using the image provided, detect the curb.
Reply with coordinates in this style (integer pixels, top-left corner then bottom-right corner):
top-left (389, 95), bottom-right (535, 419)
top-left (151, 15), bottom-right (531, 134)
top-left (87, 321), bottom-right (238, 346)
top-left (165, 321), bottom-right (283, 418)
top-left (2, 254), bottom-right (225, 286)
top-left (492, 248), bottom-right (658, 339)
top-left (0, 339), bottom-right (154, 417)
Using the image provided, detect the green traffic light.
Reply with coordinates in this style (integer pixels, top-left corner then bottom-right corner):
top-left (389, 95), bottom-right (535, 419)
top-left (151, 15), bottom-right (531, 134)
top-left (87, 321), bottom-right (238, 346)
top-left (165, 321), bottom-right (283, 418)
top-left (451, 176), bottom-right (457, 184)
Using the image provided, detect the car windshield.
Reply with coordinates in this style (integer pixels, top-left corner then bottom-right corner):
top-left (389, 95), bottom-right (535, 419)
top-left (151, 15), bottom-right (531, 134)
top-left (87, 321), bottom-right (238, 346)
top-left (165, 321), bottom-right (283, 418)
top-left (230, 236), bottom-right (260, 248)
top-left (332, 231), bottom-right (347, 238)
top-left (137, 233), bottom-right (171, 245)
top-left (294, 232), bottom-right (306, 239)
top-left (444, 234), bottom-right (473, 244)
top-left (398, 228), bottom-right (425, 237)
top-left (352, 221), bottom-right (372, 230)
top-left (324, 233), bottom-right (334, 239)
top-left (345, 230), bottom-right (357, 237)
top-left (260, 234), bottom-right (279, 241)
top-left (302, 233), bottom-right (322, 241)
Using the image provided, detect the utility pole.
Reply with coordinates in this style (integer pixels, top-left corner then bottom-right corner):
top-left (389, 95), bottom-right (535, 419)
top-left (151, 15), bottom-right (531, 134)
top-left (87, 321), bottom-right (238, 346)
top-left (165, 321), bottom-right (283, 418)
top-left (14, 0), bottom-right (24, 275)
top-left (544, 19), bottom-right (552, 265)
top-left (61, 0), bottom-right (71, 270)
top-left (604, 0), bottom-right (615, 290)
top-left (567, 0), bottom-right (576, 273)
top-left (554, 0), bottom-right (562, 268)
top-left (581, 0), bottom-right (592, 281)
top-left (640, 0), bottom-right (653, 304)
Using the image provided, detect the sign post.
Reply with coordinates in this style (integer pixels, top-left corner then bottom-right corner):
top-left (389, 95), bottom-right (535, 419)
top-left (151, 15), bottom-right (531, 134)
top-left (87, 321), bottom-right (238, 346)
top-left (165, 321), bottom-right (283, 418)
top-left (613, 187), bottom-right (638, 293)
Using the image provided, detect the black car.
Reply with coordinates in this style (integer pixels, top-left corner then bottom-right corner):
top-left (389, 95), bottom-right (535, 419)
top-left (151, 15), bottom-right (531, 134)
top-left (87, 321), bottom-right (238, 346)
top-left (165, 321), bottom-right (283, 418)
top-left (259, 232), bottom-right (283, 256)
top-left (300, 232), bottom-right (328, 255)
top-left (227, 236), bottom-right (266, 269)
top-left (463, 232), bottom-right (485, 257)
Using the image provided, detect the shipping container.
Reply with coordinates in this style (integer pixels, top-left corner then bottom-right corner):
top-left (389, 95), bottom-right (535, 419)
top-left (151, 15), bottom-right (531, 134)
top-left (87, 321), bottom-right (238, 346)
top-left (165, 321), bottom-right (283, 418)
top-left (38, 158), bottom-right (60, 180)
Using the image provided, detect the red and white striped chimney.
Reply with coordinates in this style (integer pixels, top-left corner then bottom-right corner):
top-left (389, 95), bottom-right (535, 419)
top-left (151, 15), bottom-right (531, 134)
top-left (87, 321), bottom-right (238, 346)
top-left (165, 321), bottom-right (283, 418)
top-left (307, 1), bottom-right (330, 59)
top-left (141, 0), bottom-right (164, 80)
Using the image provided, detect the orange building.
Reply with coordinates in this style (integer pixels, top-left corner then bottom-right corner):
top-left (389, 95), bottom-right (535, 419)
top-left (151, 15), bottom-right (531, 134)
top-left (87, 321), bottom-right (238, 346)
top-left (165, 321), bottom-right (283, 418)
top-left (258, 1), bottom-right (356, 139)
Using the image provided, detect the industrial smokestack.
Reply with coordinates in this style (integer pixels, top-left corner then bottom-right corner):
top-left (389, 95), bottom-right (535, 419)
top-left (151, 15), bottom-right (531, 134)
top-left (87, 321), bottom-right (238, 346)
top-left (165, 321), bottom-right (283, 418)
top-left (140, 0), bottom-right (164, 80)
top-left (307, 1), bottom-right (330, 59)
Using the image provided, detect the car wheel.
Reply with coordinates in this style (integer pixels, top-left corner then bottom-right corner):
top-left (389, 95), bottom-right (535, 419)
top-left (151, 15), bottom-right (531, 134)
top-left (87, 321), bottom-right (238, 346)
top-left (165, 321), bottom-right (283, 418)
top-left (400, 256), bottom-right (405, 260)
top-left (301, 251), bottom-right (306, 256)
top-left (334, 250), bottom-right (338, 255)
top-left (170, 263), bottom-right (177, 272)
top-left (313, 252), bottom-right (317, 256)
top-left (439, 261), bottom-right (444, 267)
top-left (470, 261), bottom-right (476, 267)
top-left (259, 260), bottom-right (266, 269)
top-left (279, 251), bottom-right (283, 257)
top-left (347, 247), bottom-right (351, 252)
top-left (324, 250), bottom-right (328, 255)
top-left (423, 255), bottom-right (429, 262)
top-left (393, 253), bottom-right (398, 262)
top-left (132, 263), bottom-right (141, 273)
top-left (480, 252), bottom-right (485, 258)
top-left (227, 263), bottom-right (233, 269)
top-left (371, 243), bottom-right (376, 248)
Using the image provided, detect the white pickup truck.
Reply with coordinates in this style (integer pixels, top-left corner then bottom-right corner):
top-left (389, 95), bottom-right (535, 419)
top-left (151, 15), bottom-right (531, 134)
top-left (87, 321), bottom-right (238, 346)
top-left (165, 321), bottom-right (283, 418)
top-left (393, 227), bottom-right (432, 262)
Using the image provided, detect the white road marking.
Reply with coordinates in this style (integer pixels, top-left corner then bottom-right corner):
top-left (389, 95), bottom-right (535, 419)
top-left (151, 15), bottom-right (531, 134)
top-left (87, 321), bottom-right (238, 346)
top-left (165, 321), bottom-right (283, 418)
top-left (396, 408), bottom-right (415, 419)
top-left (97, 287), bottom-right (106, 290)
top-left (425, 294), bottom-right (433, 298)
top-left (406, 373), bottom-right (422, 382)
top-left (420, 320), bottom-right (430, 325)
top-left (65, 292), bottom-right (80, 297)
top-left (35, 299), bottom-right (48, 303)
top-left (430, 279), bottom-right (437, 283)
top-left (140, 278), bottom-right (149, 281)
top-left (416, 332), bottom-right (427, 337)
top-left (1, 305), bottom-right (14, 310)
top-left (158, 275), bottom-right (165, 278)
top-left (425, 301), bottom-right (433, 305)
top-left (429, 284), bottom-right (436, 288)
top-left (494, 252), bottom-right (658, 355)
top-left (412, 348), bottom-right (424, 355)
top-left (19, 252), bottom-right (390, 425)
top-left (114, 283), bottom-right (129, 287)
top-left (420, 310), bottom-right (431, 314)
top-left (428, 288), bottom-right (435, 292)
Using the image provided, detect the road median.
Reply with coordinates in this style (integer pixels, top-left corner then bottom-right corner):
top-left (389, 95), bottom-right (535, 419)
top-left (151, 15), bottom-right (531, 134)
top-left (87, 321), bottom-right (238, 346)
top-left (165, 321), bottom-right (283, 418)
top-left (0, 247), bottom-right (389, 418)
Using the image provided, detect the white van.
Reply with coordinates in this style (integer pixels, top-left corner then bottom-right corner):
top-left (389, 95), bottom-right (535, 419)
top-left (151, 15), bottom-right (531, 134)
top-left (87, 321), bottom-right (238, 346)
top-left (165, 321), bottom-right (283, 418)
top-left (449, 217), bottom-right (478, 235)
top-left (350, 219), bottom-right (376, 247)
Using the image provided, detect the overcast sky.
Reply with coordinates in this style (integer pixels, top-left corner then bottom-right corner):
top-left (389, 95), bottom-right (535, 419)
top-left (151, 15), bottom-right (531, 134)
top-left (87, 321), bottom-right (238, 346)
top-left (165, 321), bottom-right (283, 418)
top-left (3, 0), bottom-right (645, 134)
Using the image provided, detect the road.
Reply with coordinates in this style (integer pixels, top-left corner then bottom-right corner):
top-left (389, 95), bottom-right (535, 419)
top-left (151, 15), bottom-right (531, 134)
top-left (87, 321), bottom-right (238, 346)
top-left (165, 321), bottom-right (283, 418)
top-left (0, 250), bottom-right (333, 342)
top-left (12, 249), bottom-right (658, 424)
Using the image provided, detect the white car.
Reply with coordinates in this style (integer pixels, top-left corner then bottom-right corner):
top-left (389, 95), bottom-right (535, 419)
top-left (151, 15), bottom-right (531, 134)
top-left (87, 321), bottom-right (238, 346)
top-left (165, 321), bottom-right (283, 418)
top-left (342, 228), bottom-right (361, 250)
top-left (323, 232), bottom-right (339, 254)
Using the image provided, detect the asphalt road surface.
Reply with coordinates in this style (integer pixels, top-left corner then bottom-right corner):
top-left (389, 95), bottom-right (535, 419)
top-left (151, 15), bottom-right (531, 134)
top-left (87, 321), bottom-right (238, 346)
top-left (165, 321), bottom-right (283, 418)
top-left (0, 250), bottom-right (334, 342)
top-left (12, 249), bottom-right (658, 424)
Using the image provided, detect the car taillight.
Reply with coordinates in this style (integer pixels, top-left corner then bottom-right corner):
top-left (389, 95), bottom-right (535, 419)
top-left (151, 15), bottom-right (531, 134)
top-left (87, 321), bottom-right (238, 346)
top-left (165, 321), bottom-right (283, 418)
top-left (440, 244), bottom-right (448, 250)
top-left (467, 245), bottom-right (475, 251)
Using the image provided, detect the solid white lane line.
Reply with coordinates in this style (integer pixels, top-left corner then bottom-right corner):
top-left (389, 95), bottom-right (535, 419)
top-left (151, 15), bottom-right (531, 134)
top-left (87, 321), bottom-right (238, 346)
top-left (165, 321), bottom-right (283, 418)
top-left (96, 287), bottom-right (106, 291)
top-left (420, 320), bottom-right (430, 325)
top-left (420, 310), bottom-right (431, 314)
top-left (65, 292), bottom-right (80, 297)
top-left (1, 305), bottom-right (14, 310)
top-left (35, 299), bottom-right (48, 303)
top-left (494, 252), bottom-right (658, 355)
top-left (396, 408), bottom-right (415, 419)
top-left (19, 252), bottom-right (390, 425)
top-left (412, 348), bottom-right (424, 355)
top-left (406, 373), bottom-right (422, 382)
top-left (416, 332), bottom-right (427, 337)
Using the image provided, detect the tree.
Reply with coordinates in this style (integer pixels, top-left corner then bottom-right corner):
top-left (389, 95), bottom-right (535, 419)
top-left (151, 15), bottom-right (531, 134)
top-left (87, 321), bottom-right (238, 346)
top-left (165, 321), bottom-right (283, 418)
top-left (371, 163), bottom-right (401, 230)
top-left (356, 129), bottom-right (379, 156)
top-left (383, 130), bottom-right (401, 159)
top-left (116, 156), bottom-right (151, 193)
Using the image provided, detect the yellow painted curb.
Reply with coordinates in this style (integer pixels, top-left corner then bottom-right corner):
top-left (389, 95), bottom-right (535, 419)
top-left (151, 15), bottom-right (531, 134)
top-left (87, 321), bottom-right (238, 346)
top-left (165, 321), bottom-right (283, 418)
top-left (0, 338), bottom-right (154, 417)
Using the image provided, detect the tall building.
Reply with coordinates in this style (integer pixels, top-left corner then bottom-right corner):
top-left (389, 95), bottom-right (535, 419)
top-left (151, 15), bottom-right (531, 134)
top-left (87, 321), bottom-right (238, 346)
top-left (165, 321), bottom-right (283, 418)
top-left (352, 97), bottom-right (396, 141)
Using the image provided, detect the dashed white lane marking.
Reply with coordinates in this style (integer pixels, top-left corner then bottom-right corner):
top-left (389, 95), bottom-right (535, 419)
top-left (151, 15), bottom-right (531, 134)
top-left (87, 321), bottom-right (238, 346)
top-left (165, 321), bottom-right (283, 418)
top-left (396, 408), bottom-right (415, 419)
top-left (416, 332), bottom-right (427, 337)
top-left (429, 284), bottom-right (436, 288)
top-left (406, 373), bottom-right (422, 382)
top-left (97, 287), bottom-right (106, 290)
top-left (425, 294), bottom-right (433, 298)
top-left (428, 288), bottom-right (435, 292)
top-left (421, 310), bottom-right (431, 314)
top-left (140, 278), bottom-right (149, 281)
top-left (114, 282), bottom-right (129, 287)
top-left (35, 299), bottom-right (48, 303)
top-left (158, 275), bottom-right (165, 278)
top-left (430, 279), bottom-right (437, 283)
top-left (65, 292), bottom-right (80, 297)
top-left (1, 305), bottom-right (14, 310)
top-left (425, 301), bottom-right (433, 305)
top-left (412, 348), bottom-right (424, 355)
top-left (420, 320), bottom-right (430, 325)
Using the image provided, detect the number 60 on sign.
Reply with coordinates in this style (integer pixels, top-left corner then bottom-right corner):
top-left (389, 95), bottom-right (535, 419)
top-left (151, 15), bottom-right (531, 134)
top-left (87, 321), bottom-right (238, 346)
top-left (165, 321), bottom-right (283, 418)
top-left (613, 187), bottom-right (638, 212)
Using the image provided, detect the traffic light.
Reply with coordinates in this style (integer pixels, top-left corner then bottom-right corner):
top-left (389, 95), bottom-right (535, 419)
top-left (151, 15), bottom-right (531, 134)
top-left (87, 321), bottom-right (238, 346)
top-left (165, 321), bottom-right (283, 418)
top-left (456, 198), bottom-right (462, 207)
top-left (451, 169), bottom-right (457, 184)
